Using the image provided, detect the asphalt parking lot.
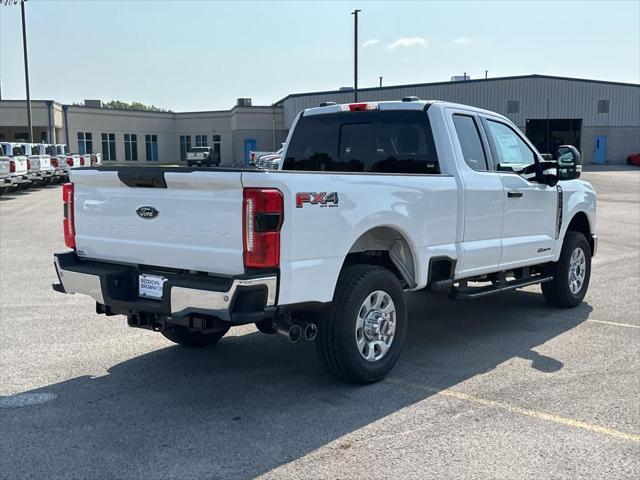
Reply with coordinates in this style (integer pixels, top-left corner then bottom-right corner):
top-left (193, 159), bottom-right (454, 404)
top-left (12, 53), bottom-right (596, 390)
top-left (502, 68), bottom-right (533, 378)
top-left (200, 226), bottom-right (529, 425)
top-left (0, 167), bottom-right (638, 480)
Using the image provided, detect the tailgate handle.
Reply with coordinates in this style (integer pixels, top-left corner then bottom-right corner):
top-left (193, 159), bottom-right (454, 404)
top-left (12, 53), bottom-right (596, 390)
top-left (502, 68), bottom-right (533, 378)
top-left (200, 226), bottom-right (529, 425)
top-left (118, 169), bottom-right (167, 188)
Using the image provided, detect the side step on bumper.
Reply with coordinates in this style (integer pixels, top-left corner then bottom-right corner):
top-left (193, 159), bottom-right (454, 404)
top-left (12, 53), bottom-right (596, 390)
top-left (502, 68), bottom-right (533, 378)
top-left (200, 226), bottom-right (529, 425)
top-left (451, 275), bottom-right (553, 300)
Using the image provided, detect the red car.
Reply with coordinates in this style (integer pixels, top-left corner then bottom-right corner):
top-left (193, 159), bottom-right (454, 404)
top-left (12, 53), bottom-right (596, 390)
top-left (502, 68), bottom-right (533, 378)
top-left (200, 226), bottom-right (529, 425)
top-left (627, 153), bottom-right (640, 166)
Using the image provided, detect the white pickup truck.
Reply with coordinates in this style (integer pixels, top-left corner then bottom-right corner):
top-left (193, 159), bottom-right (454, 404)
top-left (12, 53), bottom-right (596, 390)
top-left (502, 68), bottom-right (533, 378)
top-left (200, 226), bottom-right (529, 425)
top-left (186, 147), bottom-right (219, 167)
top-left (52, 99), bottom-right (596, 383)
top-left (0, 142), bottom-right (30, 189)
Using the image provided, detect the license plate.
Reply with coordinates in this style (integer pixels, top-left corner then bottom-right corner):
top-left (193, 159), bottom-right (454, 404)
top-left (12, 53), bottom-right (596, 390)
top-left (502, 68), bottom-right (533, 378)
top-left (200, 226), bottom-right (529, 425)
top-left (139, 274), bottom-right (166, 300)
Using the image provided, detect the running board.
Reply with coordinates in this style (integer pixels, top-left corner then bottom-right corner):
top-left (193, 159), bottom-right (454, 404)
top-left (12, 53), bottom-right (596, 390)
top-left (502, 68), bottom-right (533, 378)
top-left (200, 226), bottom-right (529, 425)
top-left (451, 275), bottom-right (553, 300)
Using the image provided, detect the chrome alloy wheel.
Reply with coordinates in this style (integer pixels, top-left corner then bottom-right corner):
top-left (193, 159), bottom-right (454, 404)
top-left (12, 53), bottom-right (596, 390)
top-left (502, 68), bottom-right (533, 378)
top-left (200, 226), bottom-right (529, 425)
top-left (568, 246), bottom-right (587, 295)
top-left (355, 290), bottom-right (397, 362)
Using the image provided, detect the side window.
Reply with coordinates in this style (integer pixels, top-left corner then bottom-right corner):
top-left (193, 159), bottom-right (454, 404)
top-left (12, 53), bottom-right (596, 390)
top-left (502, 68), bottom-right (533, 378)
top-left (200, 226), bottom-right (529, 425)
top-left (452, 114), bottom-right (488, 171)
top-left (485, 120), bottom-right (536, 173)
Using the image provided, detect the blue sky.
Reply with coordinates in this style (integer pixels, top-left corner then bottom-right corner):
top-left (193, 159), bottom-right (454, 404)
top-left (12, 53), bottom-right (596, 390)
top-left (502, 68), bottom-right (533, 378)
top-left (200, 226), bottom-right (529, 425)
top-left (1, 0), bottom-right (638, 111)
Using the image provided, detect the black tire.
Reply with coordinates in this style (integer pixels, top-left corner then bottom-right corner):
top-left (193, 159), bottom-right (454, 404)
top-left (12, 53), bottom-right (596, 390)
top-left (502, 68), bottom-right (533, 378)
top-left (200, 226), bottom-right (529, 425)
top-left (161, 325), bottom-right (229, 347)
top-left (255, 318), bottom-right (276, 334)
top-left (316, 265), bottom-right (407, 384)
top-left (542, 231), bottom-right (591, 308)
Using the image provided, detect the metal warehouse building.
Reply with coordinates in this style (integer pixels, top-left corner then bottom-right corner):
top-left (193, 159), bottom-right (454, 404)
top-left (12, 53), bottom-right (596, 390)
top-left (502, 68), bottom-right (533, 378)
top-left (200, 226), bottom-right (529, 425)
top-left (1, 74), bottom-right (638, 165)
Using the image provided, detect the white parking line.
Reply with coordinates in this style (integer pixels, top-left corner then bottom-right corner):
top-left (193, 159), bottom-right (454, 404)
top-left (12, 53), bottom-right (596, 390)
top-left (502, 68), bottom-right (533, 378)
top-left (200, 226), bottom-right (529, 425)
top-left (587, 319), bottom-right (640, 329)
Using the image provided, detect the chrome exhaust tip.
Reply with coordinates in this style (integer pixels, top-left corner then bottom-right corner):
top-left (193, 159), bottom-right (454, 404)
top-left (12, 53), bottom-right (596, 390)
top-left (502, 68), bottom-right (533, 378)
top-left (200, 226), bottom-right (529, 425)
top-left (303, 323), bottom-right (318, 342)
top-left (276, 323), bottom-right (302, 344)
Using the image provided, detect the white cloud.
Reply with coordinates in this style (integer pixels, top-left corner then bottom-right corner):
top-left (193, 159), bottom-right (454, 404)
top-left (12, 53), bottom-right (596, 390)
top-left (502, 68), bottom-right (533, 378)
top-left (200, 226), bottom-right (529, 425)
top-left (362, 39), bottom-right (380, 48)
top-left (386, 37), bottom-right (428, 50)
top-left (453, 37), bottom-right (474, 45)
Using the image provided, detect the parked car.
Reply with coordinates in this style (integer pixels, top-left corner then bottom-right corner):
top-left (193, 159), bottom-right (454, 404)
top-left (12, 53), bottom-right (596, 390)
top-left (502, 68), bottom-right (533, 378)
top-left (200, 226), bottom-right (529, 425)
top-left (19, 143), bottom-right (54, 186)
top-left (44, 144), bottom-right (70, 182)
top-left (249, 149), bottom-right (275, 167)
top-left (61, 145), bottom-right (83, 169)
top-left (186, 147), bottom-right (220, 167)
top-left (256, 148), bottom-right (284, 169)
top-left (78, 153), bottom-right (92, 168)
top-left (626, 153), bottom-right (640, 166)
top-left (91, 153), bottom-right (102, 166)
top-left (0, 146), bottom-right (10, 195)
top-left (0, 142), bottom-right (30, 189)
top-left (52, 99), bottom-right (597, 384)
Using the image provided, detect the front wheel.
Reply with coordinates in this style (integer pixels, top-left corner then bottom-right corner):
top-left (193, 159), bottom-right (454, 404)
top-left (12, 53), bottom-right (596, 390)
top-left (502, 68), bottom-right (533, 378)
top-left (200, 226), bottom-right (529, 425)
top-left (161, 325), bottom-right (230, 347)
top-left (316, 265), bottom-right (407, 384)
top-left (542, 231), bottom-right (591, 308)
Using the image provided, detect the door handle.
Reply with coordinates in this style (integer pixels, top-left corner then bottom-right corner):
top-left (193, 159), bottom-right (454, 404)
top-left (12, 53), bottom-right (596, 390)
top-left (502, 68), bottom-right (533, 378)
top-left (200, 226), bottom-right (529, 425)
top-left (507, 191), bottom-right (524, 198)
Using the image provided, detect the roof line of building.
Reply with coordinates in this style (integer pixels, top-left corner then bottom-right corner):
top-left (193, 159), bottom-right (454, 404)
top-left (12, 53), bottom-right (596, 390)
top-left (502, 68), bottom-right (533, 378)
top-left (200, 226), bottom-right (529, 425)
top-left (272, 74), bottom-right (640, 106)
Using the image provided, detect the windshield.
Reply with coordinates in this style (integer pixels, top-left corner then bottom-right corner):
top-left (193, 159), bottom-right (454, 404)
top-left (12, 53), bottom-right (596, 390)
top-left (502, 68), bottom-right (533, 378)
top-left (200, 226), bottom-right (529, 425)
top-left (283, 110), bottom-right (439, 173)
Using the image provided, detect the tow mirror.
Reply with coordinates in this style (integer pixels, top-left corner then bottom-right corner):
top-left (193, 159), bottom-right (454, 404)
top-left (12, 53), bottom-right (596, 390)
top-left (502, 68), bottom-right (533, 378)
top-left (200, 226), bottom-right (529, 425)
top-left (556, 145), bottom-right (582, 180)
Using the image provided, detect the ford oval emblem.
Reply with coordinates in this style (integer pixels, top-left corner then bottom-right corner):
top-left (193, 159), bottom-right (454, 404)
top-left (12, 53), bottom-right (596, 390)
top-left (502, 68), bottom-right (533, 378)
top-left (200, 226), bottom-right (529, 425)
top-left (136, 206), bottom-right (160, 219)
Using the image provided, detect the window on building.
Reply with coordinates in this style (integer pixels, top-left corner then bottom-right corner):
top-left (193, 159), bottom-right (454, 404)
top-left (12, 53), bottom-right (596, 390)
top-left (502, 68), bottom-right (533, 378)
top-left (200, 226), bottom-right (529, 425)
top-left (453, 115), bottom-right (488, 171)
top-left (507, 100), bottom-right (520, 114)
top-left (15, 133), bottom-right (28, 141)
top-left (212, 134), bottom-right (221, 159)
top-left (195, 135), bottom-right (208, 147)
top-left (179, 135), bottom-right (191, 161)
top-left (597, 100), bottom-right (610, 114)
top-left (40, 131), bottom-right (48, 142)
top-left (78, 132), bottom-right (93, 154)
top-left (145, 134), bottom-right (159, 161)
top-left (101, 133), bottom-right (116, 161)
top-left (124, 134), bottom-right (138, 161)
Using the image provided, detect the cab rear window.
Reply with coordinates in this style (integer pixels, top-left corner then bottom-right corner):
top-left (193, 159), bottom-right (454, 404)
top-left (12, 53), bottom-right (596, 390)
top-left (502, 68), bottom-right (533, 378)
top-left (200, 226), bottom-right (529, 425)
top-left (283, 110), bottom-right (439, 173)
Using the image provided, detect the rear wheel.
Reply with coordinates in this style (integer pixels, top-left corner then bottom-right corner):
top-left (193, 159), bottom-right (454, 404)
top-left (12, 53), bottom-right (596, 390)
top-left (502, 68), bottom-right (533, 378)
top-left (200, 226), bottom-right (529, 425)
top-left (316, 265), bottom-right (407, 384)
top-left (161, 325), bottom-right (230, 347)
top-left (542, 231), bottom-right (591, 308)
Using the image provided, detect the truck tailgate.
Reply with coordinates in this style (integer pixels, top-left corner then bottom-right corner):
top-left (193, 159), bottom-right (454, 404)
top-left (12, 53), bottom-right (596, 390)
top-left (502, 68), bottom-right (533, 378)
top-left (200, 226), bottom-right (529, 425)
top-left (71, 169), bottom-right (245, 275)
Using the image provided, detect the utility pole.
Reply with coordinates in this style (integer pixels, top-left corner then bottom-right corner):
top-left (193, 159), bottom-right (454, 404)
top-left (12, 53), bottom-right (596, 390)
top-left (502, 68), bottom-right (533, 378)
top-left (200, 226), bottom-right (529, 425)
top-left (19, 0), bottom-right (33, 142)
top-left (485, 70), bottom-right (488, 79)
top-left (351, 9), bottom-right (361, 102)
top-left (379, 76), bottom-right (383, 88)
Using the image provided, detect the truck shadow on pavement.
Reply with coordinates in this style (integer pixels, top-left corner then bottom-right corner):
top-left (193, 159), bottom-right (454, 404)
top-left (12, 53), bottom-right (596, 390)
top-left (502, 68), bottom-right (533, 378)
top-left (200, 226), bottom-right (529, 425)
top-left (1, 290), bottom-right (592, 479)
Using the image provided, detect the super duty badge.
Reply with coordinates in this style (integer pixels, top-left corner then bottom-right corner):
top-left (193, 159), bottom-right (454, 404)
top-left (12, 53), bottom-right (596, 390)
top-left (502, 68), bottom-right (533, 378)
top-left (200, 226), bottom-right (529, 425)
top-left (296, 192), bottom-right (339, 208)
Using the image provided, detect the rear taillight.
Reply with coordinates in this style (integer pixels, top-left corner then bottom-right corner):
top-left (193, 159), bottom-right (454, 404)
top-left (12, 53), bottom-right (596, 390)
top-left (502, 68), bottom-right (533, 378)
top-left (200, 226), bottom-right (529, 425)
top-left (66, 157), bottom-right (73, 167)
top-left (27, 159), bottom-right (31, 171)
top-left (80, 157), bottom-right (85, 166)
top-left (51, 158), bottom-right (59, 168)
top-left (9, 160), bottom-right (15, 173)
top-left (62, 183), bottom-right (76, 249)
top-left (243, 188), bottom-right (283, 269)
top-left (250, 152), bottom-right (255, 162)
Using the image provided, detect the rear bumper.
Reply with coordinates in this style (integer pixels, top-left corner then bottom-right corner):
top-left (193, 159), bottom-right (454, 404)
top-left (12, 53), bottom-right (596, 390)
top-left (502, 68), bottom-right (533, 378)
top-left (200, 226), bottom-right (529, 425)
top-left (4, 174), bottom-right (29, 186)
top-left (52, 252), bottom-right (277, 324)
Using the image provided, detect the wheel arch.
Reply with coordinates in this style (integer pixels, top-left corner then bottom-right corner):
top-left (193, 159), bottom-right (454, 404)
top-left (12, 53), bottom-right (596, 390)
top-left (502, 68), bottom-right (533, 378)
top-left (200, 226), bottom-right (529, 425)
top-left (566, 211), bottom-right (595, 255)
top-left (341, 226), bottom-right (418, 289)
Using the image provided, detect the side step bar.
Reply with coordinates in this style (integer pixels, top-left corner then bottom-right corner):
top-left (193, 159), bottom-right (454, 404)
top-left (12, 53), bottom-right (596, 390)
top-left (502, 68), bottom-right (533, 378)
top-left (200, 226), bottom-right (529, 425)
top-left (451, 275), bottom-right (553, 300)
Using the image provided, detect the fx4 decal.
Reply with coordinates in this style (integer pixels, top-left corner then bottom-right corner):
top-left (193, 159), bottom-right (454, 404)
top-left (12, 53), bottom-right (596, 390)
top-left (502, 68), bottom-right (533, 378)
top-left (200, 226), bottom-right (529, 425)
top-left (296, 192), bottom-right (339, 208)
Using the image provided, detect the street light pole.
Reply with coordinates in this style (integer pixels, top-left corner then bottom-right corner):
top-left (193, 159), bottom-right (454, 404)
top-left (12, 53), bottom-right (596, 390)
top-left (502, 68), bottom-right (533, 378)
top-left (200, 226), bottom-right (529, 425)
top-left (351, 9), bottom-right (361, 102)
top-left (20, 0), bottom-right (33, 142)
